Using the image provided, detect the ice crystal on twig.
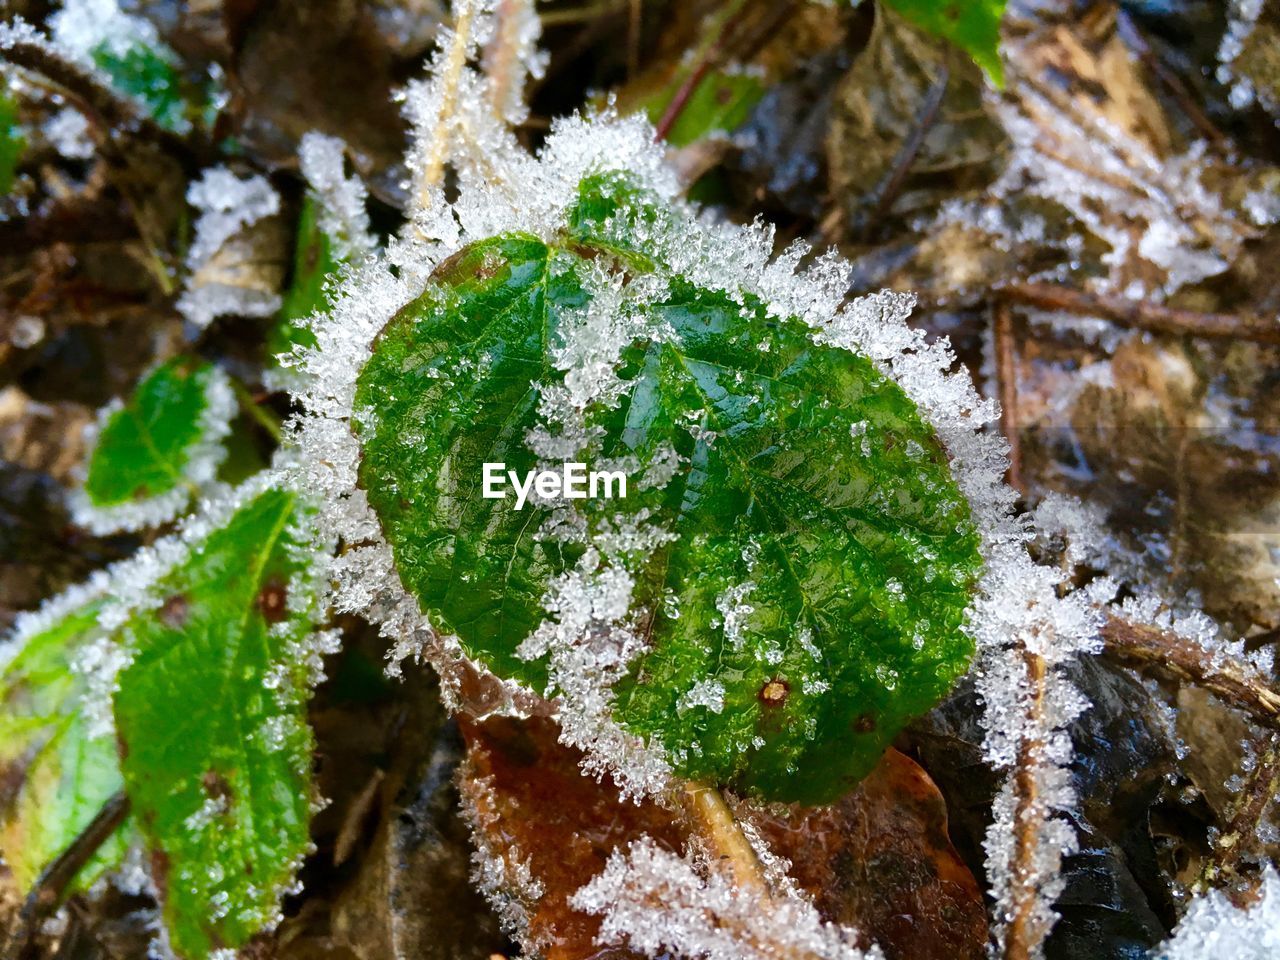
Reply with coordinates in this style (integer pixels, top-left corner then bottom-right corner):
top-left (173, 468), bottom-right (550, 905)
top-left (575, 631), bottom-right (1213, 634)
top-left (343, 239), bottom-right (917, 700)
top-left (1217, 0), bottom-right (1268, 114)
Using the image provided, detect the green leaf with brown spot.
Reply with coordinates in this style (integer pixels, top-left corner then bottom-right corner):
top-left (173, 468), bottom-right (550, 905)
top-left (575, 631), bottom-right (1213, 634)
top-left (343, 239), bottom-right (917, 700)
top-left (112, 487), bottom-right (322, 958)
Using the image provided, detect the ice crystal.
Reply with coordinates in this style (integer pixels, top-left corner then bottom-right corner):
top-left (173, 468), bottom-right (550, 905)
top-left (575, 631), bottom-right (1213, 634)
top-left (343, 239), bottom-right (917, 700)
top-left (176, 168), bottom-right (283, 328)
top-left (44, 107), bottom-right (93, 159)
top-left (298, 132), bottom-right (376, 261)
top-left (1217, 0), bottom-right (1268, 114)
top-left (458, 769), bottom-right (546, 948)
top-left (931, 41), bottom-right (1253, 300)
top-left (571, 837), bottom-right (881, 960)
top-left (49, 0), bottom-right (161, 62)
top-left (1155, 866), bottom-right (1280, 959)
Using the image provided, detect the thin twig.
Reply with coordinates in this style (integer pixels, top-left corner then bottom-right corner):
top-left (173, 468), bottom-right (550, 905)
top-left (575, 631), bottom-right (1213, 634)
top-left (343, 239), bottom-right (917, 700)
top-left (5, 791), bottom-right (131, 960)
top-left (678, 780), bottom-right (768, 895)
top-left (998, 283), bottom-right (1280, 346)
top-left (1115, 9), bottom-right (1226, 148)
top-left (1101, 616), bottom-right (1280, 730)
top-left (861, 64), bottom-right (949, 241)
top-left (653, 0), bottom-right (751, 143)
top-left (418, 0), bottom-right (479, 207)
top-left (1199, 732), bottom-right (1280, 895)
top-left (1005, 648), bottom-right (1049, 960)
top-left (993, 301), bottom-right (1023, 494)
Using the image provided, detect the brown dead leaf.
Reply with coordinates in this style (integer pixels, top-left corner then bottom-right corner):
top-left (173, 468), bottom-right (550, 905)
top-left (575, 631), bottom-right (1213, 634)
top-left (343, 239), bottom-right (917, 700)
top-left (459, 716), bottom-right (986, 960)
top-left (741, 748), bottom-right (988, 960)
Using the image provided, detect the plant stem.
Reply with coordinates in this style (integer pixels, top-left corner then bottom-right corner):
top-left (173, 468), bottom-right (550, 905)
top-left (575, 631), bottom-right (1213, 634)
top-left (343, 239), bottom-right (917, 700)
top-left (678, 780), bottom-right (768, 894)
top-left (418, 0), bottom-right (479, 208)
top-left (232, 379), bottom-right (283, 443)
top-left (1101, 615), bottom-right (1280, 730)
top-left (653, 0), bottom-right (751, 143)
top-left (5, 791), bottom-right (131, 960)
top-left (1005, 647), bottom-right (1050, 960)
top-left (993, 301), bottom-right (1023, 494)
top-left (998, 283), bottom-right (1280, 347)
top-left (1198, 732), bottom-right (1280, 896)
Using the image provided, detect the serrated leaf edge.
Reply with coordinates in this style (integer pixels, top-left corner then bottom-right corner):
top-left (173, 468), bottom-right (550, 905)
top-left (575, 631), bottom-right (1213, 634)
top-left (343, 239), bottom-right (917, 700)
top-left (68, 361), bottom-right (236, 535)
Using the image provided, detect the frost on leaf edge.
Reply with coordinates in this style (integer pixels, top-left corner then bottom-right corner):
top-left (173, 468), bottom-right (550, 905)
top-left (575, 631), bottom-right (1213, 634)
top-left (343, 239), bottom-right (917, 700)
top-left (67, 361), bottom-right (236, 535)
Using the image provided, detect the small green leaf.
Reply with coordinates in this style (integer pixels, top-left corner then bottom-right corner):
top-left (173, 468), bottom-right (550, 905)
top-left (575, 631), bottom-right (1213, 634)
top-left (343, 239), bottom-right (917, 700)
top-left (92, 41), bottom-right (190, 133)
top-left (113, 487), bottom-right (321, 958)
top-left (76, 356), bottom-right (234, 533)
top-left (645, 68), bottom-right (765, 147)
top-left (880, 0), bottom-right (1007, 84)
top-left (0, 596), bottom-right (128, 894)
top-left (0, 87), bottom-right (24, 196)
top-left (354, 173), bottom-right (982, 803)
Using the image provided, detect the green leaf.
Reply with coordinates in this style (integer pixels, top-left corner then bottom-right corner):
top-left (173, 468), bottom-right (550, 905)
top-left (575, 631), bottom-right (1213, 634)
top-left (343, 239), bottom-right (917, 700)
top-left (112, 487), bottom-right (320, 958)
top-left (77, 356), bottom-right (233, 532)
top-left (0, 596), bottom-right (128, 894)
top-left (880, 0), bottom-right (1007, 85)
top-left (644, 68), bottom-right (765, 147)
top-left (354, 173), bottom-right (983, 803)
top-left (0, 87), bottom-right (24, 196)
top-left (92, 40), bottom-right (190, 133)
top-left (269, 197), bottom-right (338, 363)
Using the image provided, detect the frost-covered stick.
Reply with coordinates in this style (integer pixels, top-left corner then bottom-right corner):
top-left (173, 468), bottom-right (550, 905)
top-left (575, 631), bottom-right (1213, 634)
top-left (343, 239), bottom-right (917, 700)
top-left (1005, 648), bottom-right (1052, 960)
top-left (418, 0), bottom-right (479, 205)
top-left (1199, 732), bottom-right (1280, 894)
top-left (679, 781), bottom-right (769, 894)
top-left (997, 283), bottom-right (1280, 346)
top-left (1101, 616), bottom-right (1280, 730)
top-left (484, 0), bottom-right (544, 124)
top-left (0, 21), bottom-right (194, 163)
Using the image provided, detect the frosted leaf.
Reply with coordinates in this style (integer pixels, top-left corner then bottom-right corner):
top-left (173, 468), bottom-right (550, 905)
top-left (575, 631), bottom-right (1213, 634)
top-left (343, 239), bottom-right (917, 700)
top-left (67, 360), bottom-right (236, 534)
top-left (571, 837), bottom-right (882, 960)
top-left (176, 168), bottom-right (283, 328)
top-left (929, 41), bottom-right (1255, 300)
top-left (1155, 867), bottom-right (1280, 959)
